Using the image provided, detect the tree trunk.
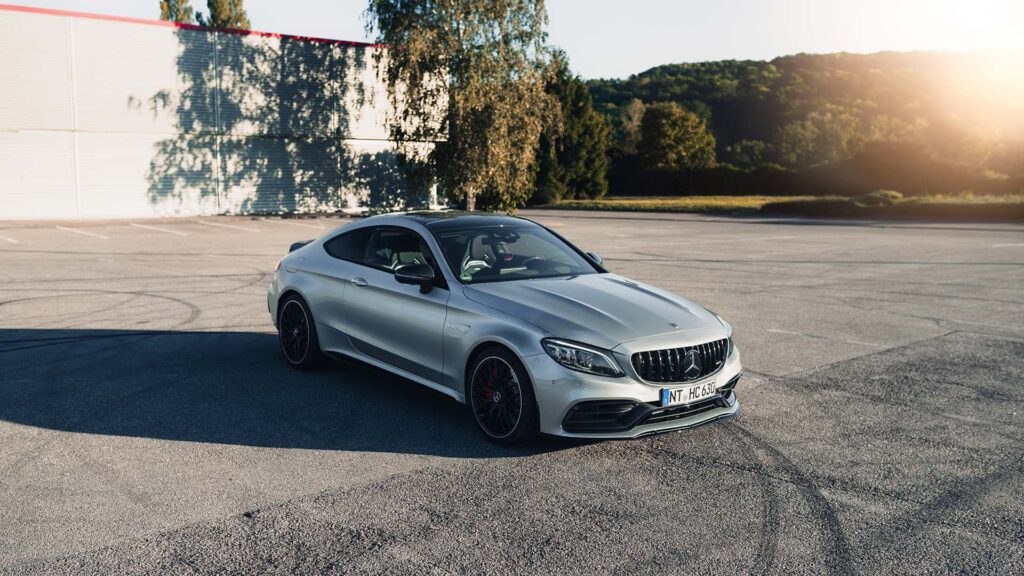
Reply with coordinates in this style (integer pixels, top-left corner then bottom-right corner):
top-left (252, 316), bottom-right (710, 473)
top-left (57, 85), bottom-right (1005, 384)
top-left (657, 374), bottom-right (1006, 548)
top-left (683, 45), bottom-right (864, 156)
top-left (465, 190), bottom-right (476, 211)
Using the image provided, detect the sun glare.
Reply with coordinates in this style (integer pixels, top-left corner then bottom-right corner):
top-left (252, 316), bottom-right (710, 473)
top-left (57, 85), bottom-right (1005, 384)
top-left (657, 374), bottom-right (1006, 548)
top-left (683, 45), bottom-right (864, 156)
top-left (936, 0), bottom-right (1023, 51)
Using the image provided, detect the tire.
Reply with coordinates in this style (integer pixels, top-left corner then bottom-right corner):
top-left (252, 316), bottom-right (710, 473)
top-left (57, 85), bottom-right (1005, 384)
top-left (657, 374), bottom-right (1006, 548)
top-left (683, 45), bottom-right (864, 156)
top-left (277, 294), bottom-right (323, 369)
top-left (468, 346), bottom-right (539, 445)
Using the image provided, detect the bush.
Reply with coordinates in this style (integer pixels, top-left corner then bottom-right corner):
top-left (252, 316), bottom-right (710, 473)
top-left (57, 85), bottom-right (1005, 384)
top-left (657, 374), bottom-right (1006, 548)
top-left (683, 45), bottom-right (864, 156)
top-left (759, 199), bottom-right (867, 218)
top-left (759, 197), bottom-right (1024, 221)
top-left (852, 189), bottom-right (903, 207)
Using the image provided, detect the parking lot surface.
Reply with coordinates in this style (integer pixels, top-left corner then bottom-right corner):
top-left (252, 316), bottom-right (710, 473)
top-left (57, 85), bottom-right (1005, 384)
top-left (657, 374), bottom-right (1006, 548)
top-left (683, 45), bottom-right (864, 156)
top-left (1, 211), bottom-right (1022, 574)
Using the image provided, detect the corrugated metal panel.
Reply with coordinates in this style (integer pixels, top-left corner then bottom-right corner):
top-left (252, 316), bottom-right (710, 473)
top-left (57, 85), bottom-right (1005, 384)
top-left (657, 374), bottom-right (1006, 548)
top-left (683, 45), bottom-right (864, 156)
top-left (343, 46), bottom-right (391, 141)
top-left (347, 139), bottom-right (433, 212)
top-left (0, 131), bottom-right (78, 219)
top-left (216, 33), bottom-right (279, 137)
top-left (219, 135), bottom-right (349, 214)
top-left (288, 137), bottom-right (350, 212)
top-left (220, 135), bottom-right (291, 213)
top-left (77, 132), bottom-right (219, 217)
top-left (0, 10), bottom-right (73, 130)
top-left (74, 19), bottom-right (215, 135)
top-left (216, 34), bottom-right (355, 139)
top-left (145, 134), bottom-right (221, 215)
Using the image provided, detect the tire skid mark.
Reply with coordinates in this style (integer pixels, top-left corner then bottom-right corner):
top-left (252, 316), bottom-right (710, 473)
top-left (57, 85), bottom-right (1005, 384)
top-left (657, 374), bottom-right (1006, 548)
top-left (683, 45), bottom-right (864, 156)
top-left (863, 452), bottom-right (1024, 544)
top-left (725, 425), bottom-right (781, 575)
top-left (0, 272), bottom-right (266, 286)
top-left (0, 331), bottom-right (173, 354)
top-left (731, 424), bottom-right (855, 576)
top-left (0, 289), bottom-right (201, 329)
top-left (22, 294), bottom-right (146, 329)
top-left (781, 381), bottom-right (1023, 439)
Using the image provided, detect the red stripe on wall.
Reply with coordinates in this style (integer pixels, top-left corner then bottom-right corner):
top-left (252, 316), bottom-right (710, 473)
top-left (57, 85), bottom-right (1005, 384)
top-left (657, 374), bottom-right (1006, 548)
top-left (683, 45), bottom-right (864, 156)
top-left (0, 3), bottom-right (381, 47)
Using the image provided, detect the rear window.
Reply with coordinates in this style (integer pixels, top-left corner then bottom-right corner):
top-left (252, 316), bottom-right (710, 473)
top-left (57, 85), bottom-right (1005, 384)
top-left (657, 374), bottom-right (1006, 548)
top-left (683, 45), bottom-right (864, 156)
top-left (323, 227), bottom-right (372, 262)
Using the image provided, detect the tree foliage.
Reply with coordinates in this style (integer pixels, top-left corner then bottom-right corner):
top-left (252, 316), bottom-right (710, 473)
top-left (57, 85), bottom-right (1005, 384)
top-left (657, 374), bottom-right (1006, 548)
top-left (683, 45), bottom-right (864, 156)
top-left (532, 53), bottom-right (611, 204)
top-left (591, 50), bottom-right (1024, 176)
top-left (159, 0), bottom-right (195, 24)
top-left (638, 102), bottom-right (716, 171)
top-left (365, 0), bottom-right (554, 212)
top-left (196, 0), bottom-right (251, 30)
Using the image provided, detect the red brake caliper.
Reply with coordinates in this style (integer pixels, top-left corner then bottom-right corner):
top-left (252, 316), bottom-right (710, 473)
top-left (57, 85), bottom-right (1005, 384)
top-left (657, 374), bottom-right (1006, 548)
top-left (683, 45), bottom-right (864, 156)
top-left (485, 365), bottom-right (496, 401)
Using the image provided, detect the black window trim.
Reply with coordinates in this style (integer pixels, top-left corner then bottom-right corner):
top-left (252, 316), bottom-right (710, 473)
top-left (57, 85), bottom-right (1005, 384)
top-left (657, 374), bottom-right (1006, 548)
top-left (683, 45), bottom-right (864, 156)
top-left (323, 224), bottom-right (448, 291)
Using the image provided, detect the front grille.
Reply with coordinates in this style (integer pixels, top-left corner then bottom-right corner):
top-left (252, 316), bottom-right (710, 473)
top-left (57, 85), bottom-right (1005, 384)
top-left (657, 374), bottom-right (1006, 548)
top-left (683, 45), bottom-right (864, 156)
top-left (631, 338), bottom-right (730, 383)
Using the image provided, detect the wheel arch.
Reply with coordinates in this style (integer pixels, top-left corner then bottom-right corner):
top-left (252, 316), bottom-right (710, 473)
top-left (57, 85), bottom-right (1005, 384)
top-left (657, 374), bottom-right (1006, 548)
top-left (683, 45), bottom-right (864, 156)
top-left (463, 339), bottom-right (533, 398)
top-left (276, 288), bottom-right (306, 321)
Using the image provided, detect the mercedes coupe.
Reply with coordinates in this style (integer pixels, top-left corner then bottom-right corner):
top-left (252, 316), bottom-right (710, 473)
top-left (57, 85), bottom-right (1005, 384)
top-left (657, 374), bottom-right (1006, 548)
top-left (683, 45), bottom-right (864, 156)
top-left (269, 212), bottom-right (741, 444)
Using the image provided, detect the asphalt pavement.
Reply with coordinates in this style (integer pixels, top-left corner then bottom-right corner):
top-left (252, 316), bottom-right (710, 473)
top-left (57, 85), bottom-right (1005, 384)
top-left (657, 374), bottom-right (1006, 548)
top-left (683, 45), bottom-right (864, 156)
top-left (0, 211), bottom-right (1021, 574)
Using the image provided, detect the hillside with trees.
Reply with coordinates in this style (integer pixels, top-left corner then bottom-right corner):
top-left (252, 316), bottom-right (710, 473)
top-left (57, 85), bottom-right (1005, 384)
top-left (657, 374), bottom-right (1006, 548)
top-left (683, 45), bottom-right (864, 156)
top-left (585, 50), bottom-right (1024, 199)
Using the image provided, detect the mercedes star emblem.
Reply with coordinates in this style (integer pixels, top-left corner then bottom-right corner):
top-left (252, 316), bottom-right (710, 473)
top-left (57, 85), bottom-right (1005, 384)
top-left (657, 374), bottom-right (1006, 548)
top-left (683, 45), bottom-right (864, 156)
top-left (682, 349), bottom-right (703, 379)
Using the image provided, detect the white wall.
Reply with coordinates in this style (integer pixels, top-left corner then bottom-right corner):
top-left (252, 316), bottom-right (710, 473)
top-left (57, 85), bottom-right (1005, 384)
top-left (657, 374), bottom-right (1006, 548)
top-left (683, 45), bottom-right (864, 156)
top-left (0, 7), bottom-right (428, 220)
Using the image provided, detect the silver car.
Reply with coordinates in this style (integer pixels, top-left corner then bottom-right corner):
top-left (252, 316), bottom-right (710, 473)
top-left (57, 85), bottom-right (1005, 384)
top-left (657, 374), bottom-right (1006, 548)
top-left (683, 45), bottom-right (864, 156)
top-left (269, 212), bottom-right (741, 444)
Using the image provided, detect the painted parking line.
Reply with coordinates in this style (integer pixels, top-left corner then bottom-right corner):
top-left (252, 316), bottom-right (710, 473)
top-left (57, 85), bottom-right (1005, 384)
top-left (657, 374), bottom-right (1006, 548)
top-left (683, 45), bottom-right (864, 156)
top-left (992, 243), bottom-right (1024, 248)
top-left (55, 226), bottom-right (109, 240)
top-left (259, 217), bottom-right (324, 230)
top-left (0, 233), bottom-right (19, 244)
top-left (130, 222), bottom-right (189, 236)
top-left (693, 235), bottom-right (801, 245)
top-left (198, 220), bottom-right (259, 232)
top-left (766, 328), bottom-right (884, 348)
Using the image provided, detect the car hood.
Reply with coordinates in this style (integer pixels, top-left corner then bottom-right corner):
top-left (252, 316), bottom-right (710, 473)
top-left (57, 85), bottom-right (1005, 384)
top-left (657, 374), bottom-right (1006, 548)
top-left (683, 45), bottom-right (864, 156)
top-left (462, 273), bottom-right (721, 350)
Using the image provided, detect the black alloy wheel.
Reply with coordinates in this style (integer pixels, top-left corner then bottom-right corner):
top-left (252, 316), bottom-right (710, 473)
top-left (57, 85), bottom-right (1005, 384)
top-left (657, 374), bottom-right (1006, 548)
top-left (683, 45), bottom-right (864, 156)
top-left (469, 346), bottom-right (538, 444)
top-left (278, 295), bottom-right (322, 369)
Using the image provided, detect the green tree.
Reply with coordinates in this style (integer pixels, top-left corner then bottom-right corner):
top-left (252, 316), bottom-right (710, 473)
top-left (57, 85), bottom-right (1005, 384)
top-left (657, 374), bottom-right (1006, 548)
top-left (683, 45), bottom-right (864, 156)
top-left (616, 98), bottom-right (645, 155)
top-left (638, 102), bottom-right (716, 171)
top-left (775, 104), bottom-right (862, 168)
top-left (159, 0), bottom-right (196, 24)
top-left (196, 0), bottom-right (251, 29)
top-left (532, 53), bottom-right (611, 204)
top-left (365, 0), bottom-right (554, 212)
top-left (723, 139), bottom-right (767, 170)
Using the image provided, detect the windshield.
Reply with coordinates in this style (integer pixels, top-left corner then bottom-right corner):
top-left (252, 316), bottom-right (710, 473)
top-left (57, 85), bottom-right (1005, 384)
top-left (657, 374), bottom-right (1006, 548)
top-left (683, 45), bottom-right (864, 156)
top-left (432, 223), bottom-right (599, 284)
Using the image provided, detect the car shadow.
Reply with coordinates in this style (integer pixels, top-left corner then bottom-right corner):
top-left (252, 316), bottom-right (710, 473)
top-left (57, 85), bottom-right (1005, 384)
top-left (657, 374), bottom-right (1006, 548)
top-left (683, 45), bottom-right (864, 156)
top-left (0, 329), bottom-right (581, 458)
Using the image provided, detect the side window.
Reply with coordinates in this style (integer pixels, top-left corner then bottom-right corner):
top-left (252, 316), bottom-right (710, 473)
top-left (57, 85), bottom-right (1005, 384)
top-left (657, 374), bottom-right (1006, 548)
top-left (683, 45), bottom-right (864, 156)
top-left (326, 226), bottom-right (447, 289)
top-left (324, 227), bottom-right (373, 262)
top-left (363, 228), bottom-right (434, 271)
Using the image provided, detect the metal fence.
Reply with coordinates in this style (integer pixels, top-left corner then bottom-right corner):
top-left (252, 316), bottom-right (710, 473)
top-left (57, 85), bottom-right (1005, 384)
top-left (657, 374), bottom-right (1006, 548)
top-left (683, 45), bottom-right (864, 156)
top-left (0, 5), bottom-right (433, 219)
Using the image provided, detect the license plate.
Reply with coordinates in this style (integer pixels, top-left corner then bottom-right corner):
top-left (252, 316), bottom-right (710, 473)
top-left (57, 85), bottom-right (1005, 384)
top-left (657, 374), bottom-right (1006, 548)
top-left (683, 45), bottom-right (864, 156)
top-left (660, 380), bottom-right (716, 407)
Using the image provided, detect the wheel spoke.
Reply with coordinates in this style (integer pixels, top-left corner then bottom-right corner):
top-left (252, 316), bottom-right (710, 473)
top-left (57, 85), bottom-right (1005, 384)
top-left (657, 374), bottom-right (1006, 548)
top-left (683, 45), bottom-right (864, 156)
top-left (279, 300), bottom-right (309, 364)
top-left (471, 356), bottom-right (523, 438)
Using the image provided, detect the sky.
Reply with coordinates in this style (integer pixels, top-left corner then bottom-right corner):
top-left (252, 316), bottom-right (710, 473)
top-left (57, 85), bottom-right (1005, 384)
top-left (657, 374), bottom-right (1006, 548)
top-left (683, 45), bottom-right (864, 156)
top-left (8, 0), bottom-right (1023, 78)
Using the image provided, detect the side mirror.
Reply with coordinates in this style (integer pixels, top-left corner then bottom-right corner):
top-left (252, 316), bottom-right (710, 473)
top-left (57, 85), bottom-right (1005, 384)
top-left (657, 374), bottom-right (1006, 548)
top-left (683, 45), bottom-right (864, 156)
top-left (395, 263), bottom-right (435, 293)
top-left (586, 252), bottom-right (604, 266)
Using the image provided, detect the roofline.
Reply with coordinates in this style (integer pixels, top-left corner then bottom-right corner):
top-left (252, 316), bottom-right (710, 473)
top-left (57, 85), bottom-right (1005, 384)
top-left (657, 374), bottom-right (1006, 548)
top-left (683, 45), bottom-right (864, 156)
top-left (0, 3), bottom-right (382, 48)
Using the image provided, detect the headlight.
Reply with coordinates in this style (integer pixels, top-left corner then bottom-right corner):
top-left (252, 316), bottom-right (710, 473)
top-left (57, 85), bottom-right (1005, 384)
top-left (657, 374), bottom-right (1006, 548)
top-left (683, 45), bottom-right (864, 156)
top-left (542, 338), bottom-right (624, 377)
top-left (709, 311), bottom-right (733, 338)
top-left (710, 312), bottom-right (734, 356)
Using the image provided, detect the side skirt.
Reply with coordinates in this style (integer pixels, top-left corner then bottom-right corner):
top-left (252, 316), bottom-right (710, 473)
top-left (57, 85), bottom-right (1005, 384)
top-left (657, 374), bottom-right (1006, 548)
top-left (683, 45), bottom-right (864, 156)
top-left (322, 349), bottom-right (466, 404)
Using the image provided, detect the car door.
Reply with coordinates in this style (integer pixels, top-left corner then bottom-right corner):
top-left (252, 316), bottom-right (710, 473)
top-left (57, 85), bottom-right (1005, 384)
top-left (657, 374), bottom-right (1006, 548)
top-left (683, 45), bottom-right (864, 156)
top-left (301, 226), bottom-right (374, 350)
top-left (338, 225), bottom-right (450, 383)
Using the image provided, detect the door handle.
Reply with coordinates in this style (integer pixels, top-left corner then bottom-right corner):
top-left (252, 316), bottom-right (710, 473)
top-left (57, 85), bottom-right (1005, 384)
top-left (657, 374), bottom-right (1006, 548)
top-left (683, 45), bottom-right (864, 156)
top-left (351, 277), bottom-right (368, 287)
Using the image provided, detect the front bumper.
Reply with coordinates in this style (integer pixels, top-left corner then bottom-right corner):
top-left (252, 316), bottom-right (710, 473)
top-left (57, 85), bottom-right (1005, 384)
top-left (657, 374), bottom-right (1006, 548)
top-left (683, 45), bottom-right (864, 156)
top-left (522, 345), bottom-right (742, 439)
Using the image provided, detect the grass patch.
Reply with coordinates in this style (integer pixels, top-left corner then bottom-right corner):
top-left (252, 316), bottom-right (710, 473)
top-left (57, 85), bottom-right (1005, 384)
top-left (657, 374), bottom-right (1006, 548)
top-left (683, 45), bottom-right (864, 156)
top-left (536, 193), bottom-right (1024, 221)
top-left (761, 193), bottom-right (1024, 221)
top-left (538, 195), bottom-right (820, 214)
